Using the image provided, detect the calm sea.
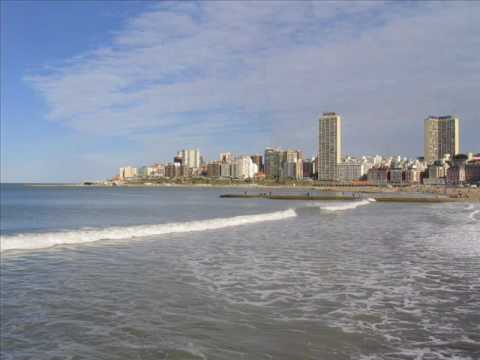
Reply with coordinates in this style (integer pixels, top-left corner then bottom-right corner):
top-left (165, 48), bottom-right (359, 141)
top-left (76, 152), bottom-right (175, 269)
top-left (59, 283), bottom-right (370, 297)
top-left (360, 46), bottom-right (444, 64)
top-left (1, 183), bottom-right (479, 359)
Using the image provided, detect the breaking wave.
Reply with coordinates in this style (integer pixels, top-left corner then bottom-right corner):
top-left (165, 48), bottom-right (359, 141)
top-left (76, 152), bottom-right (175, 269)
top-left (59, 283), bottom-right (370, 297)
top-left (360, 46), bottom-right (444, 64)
top-left (0, 209), bottom-right (297, 252)
top-left (469, 209), bottom-right (479, 221)
top-left (319, 198), bottom-right (376, 212)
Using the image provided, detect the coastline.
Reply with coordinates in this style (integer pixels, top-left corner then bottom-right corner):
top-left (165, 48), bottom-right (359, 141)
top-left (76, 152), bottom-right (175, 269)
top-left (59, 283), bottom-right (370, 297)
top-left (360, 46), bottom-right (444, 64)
top-left (26, 182), bottom-right (480, 202)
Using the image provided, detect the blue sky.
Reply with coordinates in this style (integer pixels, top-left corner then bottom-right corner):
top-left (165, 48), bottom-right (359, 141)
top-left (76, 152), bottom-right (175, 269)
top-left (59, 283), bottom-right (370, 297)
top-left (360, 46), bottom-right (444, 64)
top-left (1, 1), bottom-right (479, 182)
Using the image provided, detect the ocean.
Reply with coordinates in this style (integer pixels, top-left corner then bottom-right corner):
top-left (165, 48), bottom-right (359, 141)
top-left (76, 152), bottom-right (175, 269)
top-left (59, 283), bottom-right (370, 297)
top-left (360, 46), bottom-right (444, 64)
top-left (1, 184), bottom-right (479, 359)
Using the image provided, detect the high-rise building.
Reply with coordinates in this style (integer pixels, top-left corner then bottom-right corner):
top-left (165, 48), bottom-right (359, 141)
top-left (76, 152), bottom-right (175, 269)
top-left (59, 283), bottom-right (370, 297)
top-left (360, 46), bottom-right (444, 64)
top-left (280, 149), bottom-right (303, 180)
top-left (250, 155), bottom-right (263, 172)
top-left (207, 161), bottom-right (222, 178)
top-left (137, 166), bottom-right (154, 178)
top-left (119, 166), bottom-right (137, 179)
top-left (151, 164), bottom-right (165, 177)
top-left (264, 148), bottom-right (282, 179)
top-left (173, 155), bottom-right (183, 165)
top-left (264, 148), bottom-right (305, 180)
top-left (178, 149), bottom-right (201, 168)
top-left (232, 156), bottom-right (258, 179)
top-left (220, 162), bottom-right (232, 177)
top-left (424, 115), bottom-right (460, 164)
top-left (318, 112), bottom-right (342, 181)
top-left (219, 152), bottom-right (233, 163)
top-left (303, 159), bottom-right (314, 178)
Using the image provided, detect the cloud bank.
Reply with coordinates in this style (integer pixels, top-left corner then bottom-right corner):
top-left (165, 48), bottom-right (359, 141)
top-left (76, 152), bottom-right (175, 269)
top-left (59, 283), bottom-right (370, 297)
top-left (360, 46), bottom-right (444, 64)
top-left (27, 1), bottom-right (480, 160)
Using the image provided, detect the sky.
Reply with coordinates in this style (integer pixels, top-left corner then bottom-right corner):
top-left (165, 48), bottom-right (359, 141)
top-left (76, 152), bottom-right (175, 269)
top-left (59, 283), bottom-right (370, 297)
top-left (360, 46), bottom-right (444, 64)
top-left (1, 1), bottom-right (479, 182)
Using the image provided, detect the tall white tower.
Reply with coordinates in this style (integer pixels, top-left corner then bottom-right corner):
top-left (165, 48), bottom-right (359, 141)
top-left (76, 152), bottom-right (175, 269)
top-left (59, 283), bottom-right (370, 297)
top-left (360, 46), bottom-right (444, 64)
top-left (318, 112), bottom-right (342, 181)
top-left (424, 115), bottom-right (460, 164)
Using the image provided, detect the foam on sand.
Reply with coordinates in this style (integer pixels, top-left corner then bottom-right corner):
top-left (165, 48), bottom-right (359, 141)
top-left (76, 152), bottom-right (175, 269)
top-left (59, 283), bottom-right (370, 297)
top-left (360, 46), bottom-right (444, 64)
top-left (1, 209), bottom-right (297, 252)
top-left (320, 198), bottom-right (376, 212)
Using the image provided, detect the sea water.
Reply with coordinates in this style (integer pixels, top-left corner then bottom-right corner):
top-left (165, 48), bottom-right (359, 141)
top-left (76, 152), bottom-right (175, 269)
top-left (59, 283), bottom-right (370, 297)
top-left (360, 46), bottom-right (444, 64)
top-left (1, 184), bottom-right (479, 359)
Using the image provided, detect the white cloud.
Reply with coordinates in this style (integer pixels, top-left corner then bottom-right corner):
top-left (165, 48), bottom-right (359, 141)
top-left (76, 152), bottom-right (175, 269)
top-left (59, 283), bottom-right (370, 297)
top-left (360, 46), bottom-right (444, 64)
top-left (27, 1), bottom-right (480, 161)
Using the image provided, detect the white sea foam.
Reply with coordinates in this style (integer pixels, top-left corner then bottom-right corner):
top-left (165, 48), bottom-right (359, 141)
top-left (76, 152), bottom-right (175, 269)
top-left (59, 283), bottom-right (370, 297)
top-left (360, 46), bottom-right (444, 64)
top-left (0, 209), bottom-right (297, 252)
top-left (468, 209), bottom-right (479, 221)
top-left (320, 199), bottom-right (375, 212)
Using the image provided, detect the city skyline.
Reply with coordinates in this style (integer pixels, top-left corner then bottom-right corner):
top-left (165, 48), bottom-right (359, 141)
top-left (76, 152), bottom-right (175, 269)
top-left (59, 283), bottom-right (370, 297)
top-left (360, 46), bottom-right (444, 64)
top-left (88, 111), bottom-right (470, 178)
top-left (2, 1), bottom-right (480, 182)
top-left (113, 112), bottom-right (476, 186)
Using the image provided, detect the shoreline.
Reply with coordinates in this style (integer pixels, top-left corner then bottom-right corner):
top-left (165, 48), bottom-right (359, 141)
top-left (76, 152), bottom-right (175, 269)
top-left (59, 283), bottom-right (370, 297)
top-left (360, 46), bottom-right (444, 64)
top-left (25, 182), bottom-right (480, 202)
top-left (220, 193), bottom-right (457, 203)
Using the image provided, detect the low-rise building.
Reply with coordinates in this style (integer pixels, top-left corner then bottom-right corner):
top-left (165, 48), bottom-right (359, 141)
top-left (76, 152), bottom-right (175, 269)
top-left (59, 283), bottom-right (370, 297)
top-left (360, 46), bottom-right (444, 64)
top-left (405, 167), bottom-right (422, 184)
top-left (466, 161), bottom-right (480, 183)
top-left (427, 161), bottom-right (448, 180)
top-left (367, 167), bottom-right (389, 185)
top-left (423, 177), bottom-right (446, 185)
top-left (389, 168), bottom-right (404, 185)
top-left (447, 154), bottom-right (468, 185)
top-left (337, 162), bottom-right (364, 182)
top-left (447, 166), bottom-right (465, 185)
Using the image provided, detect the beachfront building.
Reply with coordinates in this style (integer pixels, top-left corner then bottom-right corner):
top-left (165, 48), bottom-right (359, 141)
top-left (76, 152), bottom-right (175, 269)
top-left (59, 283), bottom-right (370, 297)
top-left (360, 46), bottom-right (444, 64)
top-left (428, 160), bottom-right (448, 179)
top-left (250, 155), bottom-right (263, 173)
top-left (447, 166), bottom-right (465, 185)
top-left (389, 168), bottom-right (404, 185)
top-left (312, 156), bottom-right (318, 178)
top-left (165, 162), bottom-right (190, 178)
top-left (279, 149), bottom-right (304, 180)
top-left (404, 166), bottom-right (422, 184)
top-left (466, 159), bottom-right (480, 184)
top-left (264, 148), bottom-right (282, 179)
top-left (119, 166), bottom-right (137, 179)
top-left (173, 155), bottom-right (183, 165)
top-left (207, 161), bottom-right (222, 178)
top-left (303, 159), bottom-right (314, 179)
top-left (424, 115), bottom-right (460, 164)
top-left (336, 156), bottom-right (369, 182)
top-left (151, 164), bottom-right (166, 177)
top-left (232, 156), bottom-right (258, 179)
top-left (423, 160), bottom-right (448, 185)
top-left (318, 112), bottom-right (342, 181)
top-left (281, 158), bottom-right (303, 180)
top-left (220, 162), bottom-right (232, 178)
top-left (137, 166), bottom-right (154, 178)
top-left (165, 163), bottom-right (180, 178)
top-left (367, 167), bottom-right (389, 185)
top-left (446, 154), bottom-right (468, 185)
top-left (178, 149), bottom-right (201, 169)
top-left (219, 152), bottom-right (233, 163)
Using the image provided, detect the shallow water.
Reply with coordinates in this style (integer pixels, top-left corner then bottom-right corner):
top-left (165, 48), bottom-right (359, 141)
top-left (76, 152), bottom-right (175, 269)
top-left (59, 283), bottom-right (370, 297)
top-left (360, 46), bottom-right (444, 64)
top-left (1, 184), bottom-right (480, 359)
